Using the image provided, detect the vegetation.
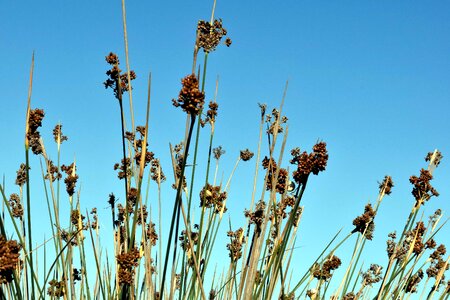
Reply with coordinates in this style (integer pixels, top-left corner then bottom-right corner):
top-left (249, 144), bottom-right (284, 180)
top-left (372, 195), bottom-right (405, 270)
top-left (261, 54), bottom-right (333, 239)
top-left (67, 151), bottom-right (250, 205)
top-left (1, 1), bottom-right (449, 299)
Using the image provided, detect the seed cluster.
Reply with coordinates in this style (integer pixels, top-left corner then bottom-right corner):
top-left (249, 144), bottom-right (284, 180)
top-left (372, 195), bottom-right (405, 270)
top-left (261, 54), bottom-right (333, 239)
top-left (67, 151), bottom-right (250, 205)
top-left (352, 203), bottom-right (376, 240)
top-left (61, 163), bottom-right (78, 196)
top-left (0, 236), bottom-right (22, 284)
top-left (104, 52), bottom-right (136, 100)
top-left (172, 74), bottom-right (205, 115)
top-left (116, 248), bottom-right (140, 285)
top-left (312, 255), bottom-right (342, 281)
top-left (290, 142), bottom-right (328, 186)
top-left (27, 108), bottom-right (45, 155)
top-left (199, 183), bottom-right (227, 214)
top-left (196, 19), bottom-right (229, 53)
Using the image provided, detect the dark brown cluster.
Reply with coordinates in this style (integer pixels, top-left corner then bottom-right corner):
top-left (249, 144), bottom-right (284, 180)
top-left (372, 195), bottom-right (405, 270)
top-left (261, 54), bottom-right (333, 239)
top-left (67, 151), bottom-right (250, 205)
top-left (213, 146), bottom-right (225, 160)
top-left (352, 203), bottom-right (376, 240)
top-left (425, 150), bottom-right (443, 167)
top-left (199, 183), bottom-right (227, 214)
top-left (150, 159), bottom-right (166, 183)
top-left (270, 196), bottom-right (297, 224)
top-left (201, 101), bottom-right (219, 127)
top-left (172, 74), bottom-right (205, 115)
top-left (8, 193), bottom-right (23, 220)
top-left (262, 157), bottom-right (289, 194)
top-left (15, 163), bottom-right (29, 186)
top-left (379, 175), bottom-right (394, 195)
top-left (240, 149), bottom-right (254, 162)
top-left (45, 159), bottom-right (62, 182)
top-left (179, 229), bottom-right (199, 253)
top-left (90, 208), bottom-right (99, 230)
top-left (411, 221), bottom-right (426, 255)
top-left (0, 236), bottom-right (22, 284)
top-left (361, 264), bottom-right (382, 287)
top-left (136, 205), bottom-right (148, 225)
top-left (265, 108), bottom-right (287, 136)
top-left (126, 187), bottom-right (139, 212)
top-left (196, 19), bottom-right (229, 53)
top-left (146, 222), bottom-right (158, 246)
top-left (172, 143), bottom-right (187, 190)
top-left (116, 248), bottom-right (140, 285)
top-left (290, 142), bottom-right (329, 186)
top-left (404, 269), bottom-right (424, 293)
top-left (114, 157), bottom-right (132, 180)
top-left (312, 255), bottom-right (342, 281)
top-left (27, 108), bottom-right (45, 155)
top-left (343, 292), bottom-right (356, 300)
top-left (61, 163), bottom-right (78, 196)
top-left (386, 231), bottom-right (398, 258)
top-left (73, 268), bottom-right (82, 283)
top-left (104, 52), bottom-right (136, 100)
top-left (70, 209), bottom-right (86, 230)
top-left (244, 200), bottom-right (266, 235)
top-left (47, 279), bottom-right (65, 298)
top-left (60, 229), bottom-right (82, 246)
top-left (126, 126), bottom-right (155, 168)
top-left (227, 228), bottom-right (245, 262)
top-left (410, 168), bottom-right (439, 204)
top-left (53, 124), bottom-right (68, 144)
top-left (426, 243), bottom-right (448, 280)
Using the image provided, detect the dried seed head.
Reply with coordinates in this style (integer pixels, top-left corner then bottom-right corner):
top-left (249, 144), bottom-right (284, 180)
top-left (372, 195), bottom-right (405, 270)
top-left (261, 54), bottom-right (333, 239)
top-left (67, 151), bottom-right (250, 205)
top-left (172, 74), bottom-right (205, 115)
top-left (352, 203), bottom-right (376, 240)
top-left (213, 146), bottom-right (225, 160)
top-left (196, 19), bottom-right (229, 53)
top-left (240, 149), bottom-right (254, 161)
top-left (379, 175), bottom-right (394, 195)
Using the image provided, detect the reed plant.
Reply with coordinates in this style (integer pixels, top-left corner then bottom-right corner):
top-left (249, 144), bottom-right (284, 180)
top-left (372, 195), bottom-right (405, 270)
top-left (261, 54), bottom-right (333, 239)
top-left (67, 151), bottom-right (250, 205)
top-left (1, 1), bottom-right (449, 299)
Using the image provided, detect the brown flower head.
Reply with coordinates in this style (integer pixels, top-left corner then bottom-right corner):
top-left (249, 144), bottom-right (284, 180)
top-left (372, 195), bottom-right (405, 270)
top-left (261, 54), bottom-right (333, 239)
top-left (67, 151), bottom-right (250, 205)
top-left (240, 149), bottom-right (254, 161)
top-left (405, 269), bottom-right (424, 293)
top-left (114, 158), bottom-right (132, 180)
top-left (61, 163), bottom-right (78, 196)
top-left (290, 142), bottom-right (328, 186)
top-left (425, 150), bottom-right (443, 167)
top-left (312, 255), bottom-right (342, 281)
top-left (352, 203), bottom-right (376, 240)
top-left (146, 222), bottom-right (158, 246)
top-left (379, 175), bottom-right (394, 195)
top-left (410, 168), bottom-right (439, 204)
top-left (244, 200), bottom-right (266, 235)
top-left (15, 163), bottom-right (29, 186)
top-left (104, 52), bottom-right (136, 100)
top-left (8, 193), bottom-right (24, 220)
top-left (202, 101), bottom-right (219, 127)
top-left (0, 236), bottom-right (22, 284)
top-left (227, 228), bottom-right (245, 262)
top-left (27, 108), bottom-right (45, 155)
top-left (150, 158), bottom-right (166, 183)
top-left (53, 124), bottom-right (68, 144)
top-left (172, 74), bottom-right (205, 115)
top-left (116, 248), bottom-right (140, 285)
top-left (47, 279), bottom-right (65, 298)
top-left (200, 183), bottom-right (227, 214)
top-left (361, 264), bottom-right (383, 287)
top-left (196, 19), bottom-right (228, 53)
top-left (213, 146), bottom-right (225, 160)
top-left (45, 159), bottom-right (62, 182)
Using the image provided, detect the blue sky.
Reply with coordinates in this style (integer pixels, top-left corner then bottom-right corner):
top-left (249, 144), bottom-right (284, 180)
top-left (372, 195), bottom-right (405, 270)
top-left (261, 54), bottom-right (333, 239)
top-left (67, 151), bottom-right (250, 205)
top-left (1, 0), bottom-right (450, 295)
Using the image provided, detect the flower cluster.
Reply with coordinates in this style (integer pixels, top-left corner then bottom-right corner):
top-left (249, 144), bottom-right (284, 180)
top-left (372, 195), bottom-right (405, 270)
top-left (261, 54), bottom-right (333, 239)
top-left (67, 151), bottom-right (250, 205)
top-left (352, 203), bottom-right (376, 240)
top-left (0, 236), bottom-right (22, 284)
top-left (104, 52), bottom-right (136, 100)
top-left (213, 146), bottom-right (225, 160)
top-left (172, 74), bottom-right (205, 115)
top-left (150, 158), bottom-right (166, 184)
top-left (15, 163), bottom-right (29, 186)
top-left (290, 142), bottom-right (328, 186)
top-left (240, 149), bottom-right (254, 161)
top-left (404, 269), bottom-right (424, 293)
top-left (196, 19), bottom-right (229, 53)
top-left (199, 183), bottom-right (227, 214)
top-left (45, 159), bottom-right (62, 182)
top-left (61, 163), bottom-right (78, 196)
top-left (410, 168), bottom-right (439, 204)
top-left (312, 255), bottom-right (342, 281)
top-left (379, 175), bottom-right (394, 195)
top-left (201, 101), bottom-right (219, 127)
top-left (262, 157), bottom-right (289, 194)
top-left (227, 228), bottom-right (245, 262)
top-left (47, 279), bottom-right (65, 298)
top-left (244, 200), bottom-right (266, 235)
top-left (27, 108), bottom-right (45, 155)
top-left (361, 264), bottom-right (383, 287)
top-left (114, 158), bottom-right (132, 180)
top-left (8, 193), bottom-right (23, 220)
top-left (116, 248), bottom-right (140, 285)
top-left (53, 124), bottom-right (68, 144)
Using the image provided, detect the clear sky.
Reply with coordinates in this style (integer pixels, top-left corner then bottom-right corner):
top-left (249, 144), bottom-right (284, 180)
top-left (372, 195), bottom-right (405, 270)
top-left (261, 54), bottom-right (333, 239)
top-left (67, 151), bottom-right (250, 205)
top-left (1, 0), bottom-right (450, 295)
